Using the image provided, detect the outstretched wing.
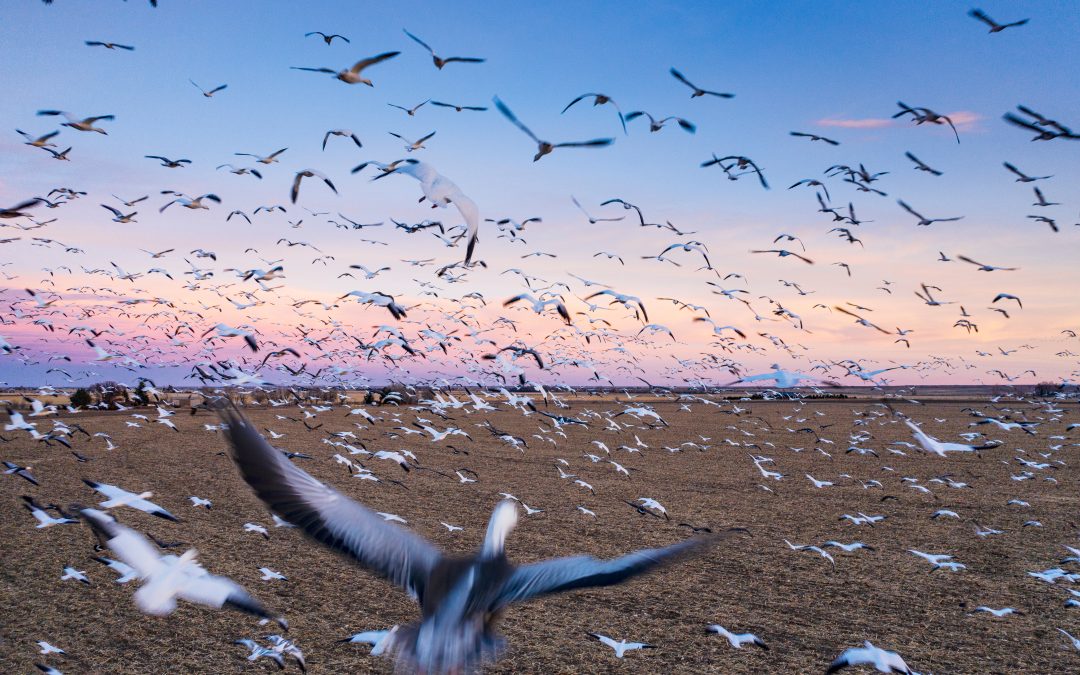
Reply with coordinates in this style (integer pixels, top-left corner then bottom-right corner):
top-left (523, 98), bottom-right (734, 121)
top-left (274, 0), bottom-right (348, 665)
top-left (495, 536), bottom-right (712, 607)
top-left (493, 97), bottom-right (540, 143)
top-left (220, 407), bottom-right (440, 601)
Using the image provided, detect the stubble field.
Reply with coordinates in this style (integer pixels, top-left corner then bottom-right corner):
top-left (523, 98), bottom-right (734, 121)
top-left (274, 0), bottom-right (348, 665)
top-left (2, 397), bottom-right (1078, 673)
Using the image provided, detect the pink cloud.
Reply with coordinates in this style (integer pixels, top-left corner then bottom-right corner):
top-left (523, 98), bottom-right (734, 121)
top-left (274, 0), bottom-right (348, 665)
top-left (946, 111), bottom-right (982, 130)
top-left (815, 117), bottom-right (894, 129)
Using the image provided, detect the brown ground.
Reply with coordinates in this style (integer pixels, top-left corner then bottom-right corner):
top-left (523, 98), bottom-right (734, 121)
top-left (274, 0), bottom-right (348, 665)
top-left (1, 399), bottom-right (1078, 674)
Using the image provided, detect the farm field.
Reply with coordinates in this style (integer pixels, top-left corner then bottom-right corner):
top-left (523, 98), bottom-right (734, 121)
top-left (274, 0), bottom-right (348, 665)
top-left (2, 397), bottom-right (1078, 673)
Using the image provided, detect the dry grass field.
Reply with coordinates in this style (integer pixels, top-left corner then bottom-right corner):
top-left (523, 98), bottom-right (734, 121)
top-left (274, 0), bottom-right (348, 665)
top-left (2, 399), bottom-right (1079, 673)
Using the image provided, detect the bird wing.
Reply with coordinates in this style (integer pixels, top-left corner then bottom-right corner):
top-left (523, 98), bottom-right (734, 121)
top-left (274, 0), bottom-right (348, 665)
top-left (220, 408), bottom-right (440, 600)
top-left (402, 29), bottom-right (434, 54)
top-left (350, 51), bottom-right (400, 74)
top-left (493, 97), bottom-right (540, 143)
top-left (669, 67), bottom-right (696, 90)
top-left (561, 94), bottom-right (591, 113)
top-left (80, 508), bottom-right (162, 578)
top-left (450, 191), bottom-right (480, 265)
top-left (496, 536), bottom-right (711, 606)
top-left (553, 138), bottom-right (614, 149)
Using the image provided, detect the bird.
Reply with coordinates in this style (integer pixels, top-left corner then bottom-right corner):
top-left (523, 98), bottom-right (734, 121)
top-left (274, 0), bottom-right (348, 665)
top-left (790, 131), bottom-right (839, 145)
top-left (669, 68), bottom-right (734, 98)
top-left (897, 200), bottom-right (963, 226)
top-left (92, 555), bottom-right (139, 583)
top-left (968, 9), bottom-right (1028, 33)
top-left (305, 31), bottom-right (350, 45)
top-left (259, 567), bottom-right (287, 581)
top-left (1058, 628), bottom-right (1080, 650)
top-left (80, 508), bottom-right (283, 624)
top-left (827, 641), bottom-right (910, 673)
top-left (291, 169), bottom-right (337, 203)
top-left (36, 641), bottom-right (64, 655)
top-left (561, 93), bottom-right (626, 133)
top-left (145, 155), bottom-right (191, 168)
top-left (904, 151), bottom-right (942, 176)
top-left (375, 159), bottom-right (480, 264)
top-left (403, 29), bottom-right (485, 69)
top-left (706, 625), bottom-right (768, 649)
top-left (901, 417), bottom-right (999, 457)
top-left (36, 110), bottom-right (114, 134)
top-left (322, 129), bottom-right (363, 151)
top-left (220, 408), bottom-right (717, 673)
top-left (189, 79), bottom-right (227, 97)
top-left (625, 111), bottom-right (696, 134)
top-left (430, 100), bottom-right (487, 113)
top-left (389, 130), bottom-right (436, 152)
top-left (235, 147), bottom-right (287, 164)
top-left (1003, 162), bottom-right (1050, 182)
top-left (750, 249), bottom-right (812, 264)
top-left (957, 255), bottom-right (1018, 272)
top-left (504, 294), bottom-right (571, 325)
top-left (494, 97), bottom-right (614, 161)
top-left (4, 460), bottom-right (40, 485)
top-left (23, 496), bottom-right (77, 528)
top-left (62, 566), bottom-right (90, 584)
top-left (587, 633), bottom-right (655, 658)
top-left (85, 40), bottom-right (135, 50)
top-left (159, 193), bottom-right (220, 212)
top-left (971, 607), bottom-right (1021, 617)
top-left (291, 51), bottom-right (400, 85)
top-left (82, 479), bottom-right (178, 521)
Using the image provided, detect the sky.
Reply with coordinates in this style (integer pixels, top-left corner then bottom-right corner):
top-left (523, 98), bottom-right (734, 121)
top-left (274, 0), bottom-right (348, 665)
top-left (1, 0), bottom-right (1079, 389)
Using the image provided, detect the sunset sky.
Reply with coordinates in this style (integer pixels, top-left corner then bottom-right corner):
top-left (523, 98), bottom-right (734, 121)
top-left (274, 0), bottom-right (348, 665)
top-left (2, 0), bottom-right (1079, 388)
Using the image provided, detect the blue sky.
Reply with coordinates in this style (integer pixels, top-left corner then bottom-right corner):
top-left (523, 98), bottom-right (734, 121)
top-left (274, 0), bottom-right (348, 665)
top-left (2, 1), bottom-right (1079, 387)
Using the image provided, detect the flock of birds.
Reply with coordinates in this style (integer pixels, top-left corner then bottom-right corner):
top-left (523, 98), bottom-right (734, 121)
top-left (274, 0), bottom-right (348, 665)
top-left (3, 2), bottom-right (1080, 673)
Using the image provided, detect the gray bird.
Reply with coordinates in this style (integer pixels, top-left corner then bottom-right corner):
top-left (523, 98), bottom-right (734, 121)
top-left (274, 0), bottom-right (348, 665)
top-left (221, 408), bottom-right (715, 673)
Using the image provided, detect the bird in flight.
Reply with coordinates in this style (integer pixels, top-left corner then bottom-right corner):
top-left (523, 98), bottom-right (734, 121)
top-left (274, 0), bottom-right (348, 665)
top-left (494, 97), bottom-right (614, 162)
top-left (291, 51), bottom-right (400, 85)
top-left (403, 29), bottom-right (485, 69)
top-left (669, 68), bottom-right (734, 98)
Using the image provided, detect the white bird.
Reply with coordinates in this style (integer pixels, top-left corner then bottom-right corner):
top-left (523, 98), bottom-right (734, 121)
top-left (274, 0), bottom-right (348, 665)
top-left (37, 110), bottom-right (114, 134)
top-left (244, 523), bottom-right (270, 539)
top-left (36, 641), bottom-right (65, 655)
top-left (903, 418), bottom-right (997, 457)
top-left (340, 626), bottom-right (399, 655)
top-left (588, 632), bottom-right (655, 658)
top-left (91, 556), bottom-right (138, 583)
top-left (291, 168), bottom-right (338, 204)
top-left (441, 522), bottom-right (463, 532)
top-left (822, 541), bottom-right (874, 553)
top-left (971, 606), bottom-right (1021, 617)
top-left (377, 159), bottom-right (481, 264)
top-left (931, 509), bottom-right (960, 519)
top-left (1059, 628), bottom-right (1080, 650)
top-left (234, 638), bottom-right (286, 668)
top-left (23, 497), bottom-right (77, 528)
top-left (784, 539), bottom-right (835, 565)
top-left (291, 51), bottom-right (400, 85)
top-left (81, 508), bottom-right (281, 624)
top-left (61, 566), bottom-right (90, 584)
top-left (706, 624), bottom-right (768, 649)
top-left (259, 567), bottom-right (287, 581)
top-left (83, 480), bottom-right (177, 521)
top-left (827, 641), bottom-right (910, 673)
top-left (189, 496), bottom-right (212, 509)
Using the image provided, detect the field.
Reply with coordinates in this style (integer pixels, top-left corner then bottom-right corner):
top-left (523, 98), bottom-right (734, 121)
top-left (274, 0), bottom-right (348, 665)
top-left (2, 397), bottom-right (1078, 673)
